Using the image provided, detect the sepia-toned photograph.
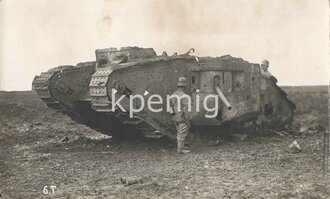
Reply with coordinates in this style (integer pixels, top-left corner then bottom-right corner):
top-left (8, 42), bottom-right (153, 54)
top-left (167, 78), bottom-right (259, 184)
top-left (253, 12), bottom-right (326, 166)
top-left (0, 0), bottom-right (329, 198)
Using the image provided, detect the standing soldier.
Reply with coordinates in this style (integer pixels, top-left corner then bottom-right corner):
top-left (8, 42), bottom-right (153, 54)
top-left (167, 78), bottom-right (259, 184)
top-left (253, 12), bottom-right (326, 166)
top-left (169, 77), bottom-right (191, 154)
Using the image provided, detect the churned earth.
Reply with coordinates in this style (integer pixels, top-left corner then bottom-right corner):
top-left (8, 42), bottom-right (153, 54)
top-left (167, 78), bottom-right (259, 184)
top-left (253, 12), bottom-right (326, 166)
top-left (0, 86), bottom-right (329, 198)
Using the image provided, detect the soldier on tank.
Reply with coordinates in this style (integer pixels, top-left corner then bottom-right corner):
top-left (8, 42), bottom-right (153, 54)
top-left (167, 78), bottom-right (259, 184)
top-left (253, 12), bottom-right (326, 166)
top-left (260, 60), bottom-right (272, 79)
top-left (169, 77), bottom-right (191, 154)
top-left (260, 60), bottom-right (271, 103)
top-left (260, 59), bottom-right (273, 106)
top-left (257, 60), bottom-right (273, 128)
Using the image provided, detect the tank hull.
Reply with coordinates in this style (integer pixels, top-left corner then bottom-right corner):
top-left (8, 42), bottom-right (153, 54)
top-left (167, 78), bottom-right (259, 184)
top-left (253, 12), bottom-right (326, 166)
top-left (32, 47), bottom-right (296, 140)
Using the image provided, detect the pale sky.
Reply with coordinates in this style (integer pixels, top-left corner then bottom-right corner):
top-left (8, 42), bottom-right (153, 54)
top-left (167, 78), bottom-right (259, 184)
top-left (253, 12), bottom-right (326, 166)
top-left (0, 0), bottom-right (329, 91)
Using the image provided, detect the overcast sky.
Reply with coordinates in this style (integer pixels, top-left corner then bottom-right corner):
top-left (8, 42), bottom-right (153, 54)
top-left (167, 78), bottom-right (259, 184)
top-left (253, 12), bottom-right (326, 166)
top-left (0, 0), bottom-right (328, 91)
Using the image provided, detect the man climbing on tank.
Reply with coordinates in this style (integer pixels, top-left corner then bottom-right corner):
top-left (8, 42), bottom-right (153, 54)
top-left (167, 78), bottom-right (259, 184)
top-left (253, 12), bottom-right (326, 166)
top-left (260, 60), bottom-right (272, 79)
top-left (169, 77), bottom-right (191, 154)
top-left (261, 59), bottom-right (278, 83)
top-left (260, 60), bottom-right (271, 108)
top-left (257, 59), bottom-right (276, 131)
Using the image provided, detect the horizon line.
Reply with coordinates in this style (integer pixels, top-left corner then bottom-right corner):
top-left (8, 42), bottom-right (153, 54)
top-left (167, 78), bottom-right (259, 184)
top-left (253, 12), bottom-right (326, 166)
top-left (0, 84), bottom-right (329, 92)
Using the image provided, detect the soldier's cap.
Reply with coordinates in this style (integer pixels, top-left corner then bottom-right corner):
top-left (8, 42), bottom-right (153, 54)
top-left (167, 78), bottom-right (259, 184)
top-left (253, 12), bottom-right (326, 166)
top-left (178, 76), bottom-right (188, 87)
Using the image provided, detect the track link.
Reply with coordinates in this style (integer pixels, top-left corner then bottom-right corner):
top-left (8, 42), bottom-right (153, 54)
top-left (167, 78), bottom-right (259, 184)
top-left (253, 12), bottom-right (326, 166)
top-left (32, 68), bottom-right (64, 110)
top-left (89, 67), bottom-right (113, 112)
top-left (89, 66), bottom-right (166, 138)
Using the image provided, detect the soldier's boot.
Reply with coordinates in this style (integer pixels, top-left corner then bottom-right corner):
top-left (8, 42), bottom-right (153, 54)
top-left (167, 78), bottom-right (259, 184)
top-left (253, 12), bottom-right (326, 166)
top-left (181, 149), bottom-right (191, 154)
top-left (177, 140), bottom-right (190, 154)
top-left (177, 140), bottom-right (184, 153)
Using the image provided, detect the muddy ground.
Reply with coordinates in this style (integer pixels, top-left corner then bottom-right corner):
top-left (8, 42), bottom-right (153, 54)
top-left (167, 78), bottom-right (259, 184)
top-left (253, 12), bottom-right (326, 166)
top-left (0, 86), bottom-right (329, 198)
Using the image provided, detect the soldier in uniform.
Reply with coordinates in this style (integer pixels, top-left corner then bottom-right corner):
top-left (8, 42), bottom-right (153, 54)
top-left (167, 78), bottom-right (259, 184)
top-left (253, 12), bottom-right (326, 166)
top-left (260, 59), bottom-right (274, 110)
top-left (169, 77), bottom-right (191, 154)
top-left (257, 60), bottom-right (273, 130)
top-left (260, 59), bottom-right (272, 79)
top-left (260, 59), bottom-right (272, 108)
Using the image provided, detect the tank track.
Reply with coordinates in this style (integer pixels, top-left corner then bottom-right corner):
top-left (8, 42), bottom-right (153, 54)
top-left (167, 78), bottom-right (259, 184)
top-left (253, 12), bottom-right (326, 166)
top-left (89, 67), bottom-right (113, 112)
top-left (89, 67), bottom-right (141, 125)
top-left (89, 67), bottom-right (168, 139)
top-left (32, 68), bottom-right (65, 110)
top-left (33, 64), bottom-right (97, 125)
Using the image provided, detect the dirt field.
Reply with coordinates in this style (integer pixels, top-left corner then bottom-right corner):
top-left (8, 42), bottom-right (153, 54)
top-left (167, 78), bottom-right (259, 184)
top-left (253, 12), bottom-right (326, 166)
top-left (0, 86), bottom-right (329, 198)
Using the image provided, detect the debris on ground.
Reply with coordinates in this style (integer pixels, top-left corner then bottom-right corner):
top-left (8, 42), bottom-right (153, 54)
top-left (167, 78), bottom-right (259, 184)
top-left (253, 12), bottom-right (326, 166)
top-left (207, 137), bottom-right (221, 146)
top-left (289, 140), bottom-right (302, 152)
top-left (120, 177), bottom-right (144, 186)
top-left (61, 137), bottom-right (69, 142)
top-left (231, 134), bottom-right (247, 141)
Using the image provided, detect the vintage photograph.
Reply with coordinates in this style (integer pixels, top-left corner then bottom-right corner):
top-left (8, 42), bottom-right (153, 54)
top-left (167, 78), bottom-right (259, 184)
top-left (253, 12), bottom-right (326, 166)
top-left (0, 0), bottom-right (329, 198)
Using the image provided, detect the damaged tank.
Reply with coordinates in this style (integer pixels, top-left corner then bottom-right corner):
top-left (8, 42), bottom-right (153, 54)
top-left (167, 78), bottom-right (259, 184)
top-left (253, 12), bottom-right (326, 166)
top-left (32, 47), bottom-right (296, 140)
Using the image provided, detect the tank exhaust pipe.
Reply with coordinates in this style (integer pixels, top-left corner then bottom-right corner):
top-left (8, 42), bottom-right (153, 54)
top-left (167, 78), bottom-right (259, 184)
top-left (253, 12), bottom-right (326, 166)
top-left (215, 86), bottom-right (232, 110)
